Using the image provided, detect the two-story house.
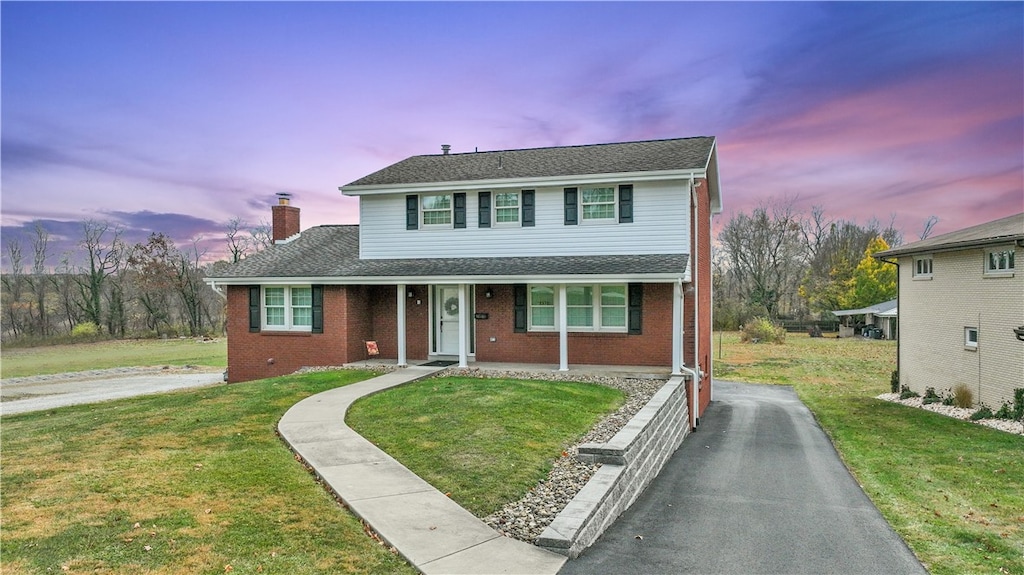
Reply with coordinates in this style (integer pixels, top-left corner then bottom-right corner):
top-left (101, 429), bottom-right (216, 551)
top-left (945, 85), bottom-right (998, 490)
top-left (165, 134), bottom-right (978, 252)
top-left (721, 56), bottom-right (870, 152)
top-left (876, 212), bottom-right (1024, 408)
top-left (207, 137), bottom-right (721, 419)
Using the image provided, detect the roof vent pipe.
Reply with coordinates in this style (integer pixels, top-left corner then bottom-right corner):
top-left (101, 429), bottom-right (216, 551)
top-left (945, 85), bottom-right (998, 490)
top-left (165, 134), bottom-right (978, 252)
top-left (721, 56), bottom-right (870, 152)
top-left (441, 144), bottom-right (451, 155)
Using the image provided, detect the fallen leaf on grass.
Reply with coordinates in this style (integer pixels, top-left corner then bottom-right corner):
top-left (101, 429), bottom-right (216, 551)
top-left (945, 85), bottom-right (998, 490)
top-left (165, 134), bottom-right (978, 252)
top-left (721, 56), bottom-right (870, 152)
top-left (144, 545), bottom-right (152, 551)
top-left (635, 535), bottom-right (643, 540)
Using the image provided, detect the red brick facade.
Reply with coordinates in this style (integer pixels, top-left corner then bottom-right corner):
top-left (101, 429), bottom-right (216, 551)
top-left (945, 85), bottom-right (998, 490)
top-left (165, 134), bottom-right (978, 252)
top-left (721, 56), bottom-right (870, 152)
top-left (225, 281), bottom-right (702, 383)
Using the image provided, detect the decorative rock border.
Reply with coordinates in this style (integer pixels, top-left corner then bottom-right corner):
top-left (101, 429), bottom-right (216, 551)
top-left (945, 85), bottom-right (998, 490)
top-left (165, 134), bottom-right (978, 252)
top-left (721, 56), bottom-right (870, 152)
top-left (537, 375), bottom-right (691, 558)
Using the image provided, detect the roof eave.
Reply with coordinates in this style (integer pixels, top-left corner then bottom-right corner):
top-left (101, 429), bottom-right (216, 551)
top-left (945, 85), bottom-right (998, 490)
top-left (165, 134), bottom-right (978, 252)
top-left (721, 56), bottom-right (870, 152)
top-left (340, 169), bottom-right (707, 196)
top-left (876, 235), bottom-right (1024, 259)
top-left (206, 271), bottom-right (691, 287)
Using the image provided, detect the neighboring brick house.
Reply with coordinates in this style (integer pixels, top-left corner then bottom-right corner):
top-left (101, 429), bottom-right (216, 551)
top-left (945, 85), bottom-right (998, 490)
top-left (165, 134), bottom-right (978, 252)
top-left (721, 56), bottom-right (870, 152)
top-left (876, 212), bottom-right (1024, 408)
top-left (207, 137), bottom-right (721, 422)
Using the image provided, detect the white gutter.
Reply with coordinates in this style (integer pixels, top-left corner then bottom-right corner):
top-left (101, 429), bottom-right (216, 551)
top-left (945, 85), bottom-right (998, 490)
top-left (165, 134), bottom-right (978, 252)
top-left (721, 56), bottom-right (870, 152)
top-left (203, 272), bottom-right (691, 288)
top-left (340, 169), bottom-right (708, 196)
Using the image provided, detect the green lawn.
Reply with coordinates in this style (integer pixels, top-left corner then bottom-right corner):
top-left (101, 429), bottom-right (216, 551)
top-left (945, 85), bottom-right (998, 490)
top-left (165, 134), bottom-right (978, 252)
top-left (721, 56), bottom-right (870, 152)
top-left (0, 370), bottom-right (414, 575)
top-left (714, 331), bottom-right (1023, 575)
top-left (1, 338), bottom-right (227, 378)
top-left (347, 376), bottom-right (624, 517)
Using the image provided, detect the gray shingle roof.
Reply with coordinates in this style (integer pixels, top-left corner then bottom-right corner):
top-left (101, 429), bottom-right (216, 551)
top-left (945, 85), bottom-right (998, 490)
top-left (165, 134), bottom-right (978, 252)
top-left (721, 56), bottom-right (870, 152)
top-left (876, 212), bottom-right (1024, 258)
top-left (343, 137), bottom-right (716, 187)
top-left (209, 225), bottom-right (689, 281)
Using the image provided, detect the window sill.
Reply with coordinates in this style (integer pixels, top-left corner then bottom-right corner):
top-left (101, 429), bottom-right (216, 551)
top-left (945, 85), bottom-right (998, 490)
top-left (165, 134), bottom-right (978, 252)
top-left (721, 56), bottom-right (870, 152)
top-left (260, 330), bottom-right (313, 336)
top-left (964, 346), bottom-right (978, 351)
top-left (526, 329), bottom-right (630, 336)
top-left (911, 276), bottom-right (933, 281)
top-left (983, 271), bottom-right (1014, 278)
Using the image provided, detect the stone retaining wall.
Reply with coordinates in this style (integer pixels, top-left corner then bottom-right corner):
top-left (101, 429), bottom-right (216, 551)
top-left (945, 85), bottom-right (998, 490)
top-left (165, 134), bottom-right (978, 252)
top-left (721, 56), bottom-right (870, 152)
top-left (536, 375), bottom-right (691, 558)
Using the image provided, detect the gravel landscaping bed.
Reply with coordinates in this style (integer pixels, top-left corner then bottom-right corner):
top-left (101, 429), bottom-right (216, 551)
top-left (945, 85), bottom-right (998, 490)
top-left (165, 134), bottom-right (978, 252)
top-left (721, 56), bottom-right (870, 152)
top-left (444, 367), bottom-right (667, 543)
top-left (876, 393), bottom-right (1024, 435)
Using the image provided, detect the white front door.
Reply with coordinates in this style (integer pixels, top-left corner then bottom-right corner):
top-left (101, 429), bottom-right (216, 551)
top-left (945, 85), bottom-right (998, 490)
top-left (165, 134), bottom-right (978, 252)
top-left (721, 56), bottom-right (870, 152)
top-left (436, 285), bottom-right (461, 355)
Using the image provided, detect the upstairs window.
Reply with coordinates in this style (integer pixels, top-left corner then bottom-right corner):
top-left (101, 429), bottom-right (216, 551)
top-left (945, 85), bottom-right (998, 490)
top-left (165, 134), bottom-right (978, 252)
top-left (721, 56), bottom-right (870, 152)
top-left (421, 194), bottom-right (452, 227)
top-left (985, 248), bottom-right (1015, 274)
top-left (581, 187), bottom-right (616, 221)
top-left (494, 192), bottom-right (521, 225)
top-left (913, 256), bottom-right (933, 278)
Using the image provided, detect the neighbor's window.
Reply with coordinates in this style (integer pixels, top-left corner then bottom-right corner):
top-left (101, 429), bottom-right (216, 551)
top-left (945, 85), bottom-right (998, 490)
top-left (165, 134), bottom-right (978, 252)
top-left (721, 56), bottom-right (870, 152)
top-left (264, 286), bottom-right (312, 331)
top-left (964, 326), bottom-right (978, 349)
top-left (421, 194), bottom-right (452, 227)
top-left (527, 284), bottom-right (628, 332)
top-left (494, 192), bottom-right (521, 225)
top-left (913, 256), bottom-right (933, 278)
top-left (581, 187), bottom-right (616, 221)
top-left (985, 248), bottom-right (1015, 274)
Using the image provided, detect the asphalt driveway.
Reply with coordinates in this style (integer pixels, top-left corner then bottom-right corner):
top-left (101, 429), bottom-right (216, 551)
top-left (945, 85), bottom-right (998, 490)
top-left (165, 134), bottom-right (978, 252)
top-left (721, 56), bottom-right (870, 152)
top-left (560, 380), bottom-right (927, 575)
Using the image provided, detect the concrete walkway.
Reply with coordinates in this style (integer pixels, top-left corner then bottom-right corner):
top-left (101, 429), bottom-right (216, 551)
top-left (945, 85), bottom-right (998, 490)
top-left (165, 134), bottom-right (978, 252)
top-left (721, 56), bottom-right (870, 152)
top-left (559, 380), bottom-right (927, 575)
top-left (277, 365), bottom-right (567, 575)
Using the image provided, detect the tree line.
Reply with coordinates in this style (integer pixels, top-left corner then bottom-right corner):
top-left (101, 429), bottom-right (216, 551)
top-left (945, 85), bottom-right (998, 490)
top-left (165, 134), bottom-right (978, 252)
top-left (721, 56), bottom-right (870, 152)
top-left (714, 197), bottom-right (937, 330)
top-left (1, 218), bottom-right (272, 343)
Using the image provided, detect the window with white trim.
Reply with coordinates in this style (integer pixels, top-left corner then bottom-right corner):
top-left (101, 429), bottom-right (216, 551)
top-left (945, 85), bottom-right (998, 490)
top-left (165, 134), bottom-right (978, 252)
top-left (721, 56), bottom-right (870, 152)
top-left (494, 192), bottom-right (520, 225)
top-left (913, 256), bottom-right (933, 278)
top-left (985, 248), bottom-right (1015, 274)
top-left (263, 286), bottom-right (312, 331)
top-left (581, 187), bottom-right (616, 221)
top-left (964, 326), bottom-right (978, 349)
top-left (421, 194), bottom-right (452, 227)
top-left (528, 284), bottom-right (628, 332)
top-left (529, 285), bottom-right (555, 329)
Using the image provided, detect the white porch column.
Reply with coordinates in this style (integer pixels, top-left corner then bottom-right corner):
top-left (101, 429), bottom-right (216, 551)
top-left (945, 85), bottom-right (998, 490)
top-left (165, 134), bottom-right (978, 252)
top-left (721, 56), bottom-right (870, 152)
top-left (457, 283), bottom-right (469, 368)
top-left (558, 283), bottom-right (568, 371)
top-left (396, 283), bottom-right (407, 367)
top-left (672, 280), bottom-right (683, 375)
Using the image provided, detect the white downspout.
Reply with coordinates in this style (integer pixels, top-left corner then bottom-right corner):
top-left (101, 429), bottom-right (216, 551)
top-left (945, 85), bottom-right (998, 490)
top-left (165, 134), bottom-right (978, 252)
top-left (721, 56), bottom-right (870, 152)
top-left (679, 365), bottom-right (699, 430)
top-left (690, 180), bottom-right (703, 425)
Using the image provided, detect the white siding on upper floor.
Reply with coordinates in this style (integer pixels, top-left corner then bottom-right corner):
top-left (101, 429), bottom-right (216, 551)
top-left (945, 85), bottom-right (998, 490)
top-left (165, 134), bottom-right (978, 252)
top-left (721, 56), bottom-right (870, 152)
top-left (358, 180), bottom-right (691, 259)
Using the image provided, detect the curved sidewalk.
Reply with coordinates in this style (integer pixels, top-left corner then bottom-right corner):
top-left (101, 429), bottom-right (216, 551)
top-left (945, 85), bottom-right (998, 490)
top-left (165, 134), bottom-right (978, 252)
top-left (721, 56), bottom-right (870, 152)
top-left (277, 365), bottom-right (567, 575)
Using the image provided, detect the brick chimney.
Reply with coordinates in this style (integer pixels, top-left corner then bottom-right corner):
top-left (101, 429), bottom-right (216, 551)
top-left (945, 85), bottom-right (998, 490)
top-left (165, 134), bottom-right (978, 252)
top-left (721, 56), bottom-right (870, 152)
top-left (272, 193), bottom-right (300, 242)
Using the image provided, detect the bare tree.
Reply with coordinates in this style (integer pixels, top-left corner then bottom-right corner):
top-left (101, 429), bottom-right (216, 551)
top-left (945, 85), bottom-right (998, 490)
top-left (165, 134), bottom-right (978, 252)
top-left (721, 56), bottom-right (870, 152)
top-left (249, 219), bottom-right (273, 252)
top-left (718, 198), bottom-right (806, 319)
top-left (74, 220), bottom-right (126, 333)
top-left (225, 217), bottom-right (249, 263)
top-left (919, 215), bottom-right (939, 240)
top-left (27, 223), bottom-right (51, 336)
top-left (2, 239), bottom-right (26, 338)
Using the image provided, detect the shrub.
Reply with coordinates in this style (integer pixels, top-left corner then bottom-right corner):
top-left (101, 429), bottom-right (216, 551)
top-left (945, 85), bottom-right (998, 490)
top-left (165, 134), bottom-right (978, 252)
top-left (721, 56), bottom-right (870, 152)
top-left (952, 384), bottom-right (974, 409)
top-left (969, 405), bottom-right (993, 421)
top-left (941, 389), bottom-right (955, 406)
top-left (740, 317), bottom-right (786, 344)
top-left (1013, 388), bottom-right (1024, 421)
top-left (900, 385), bottom-right (920, 400)
top-left (70, 322), bottom-right (100, 340)
top-left (890, 370), bottom-right (900, 394)
top-left (993, 402), bottom-right (1015, 420)
top-left (923, 387), bottom-right (942, 405)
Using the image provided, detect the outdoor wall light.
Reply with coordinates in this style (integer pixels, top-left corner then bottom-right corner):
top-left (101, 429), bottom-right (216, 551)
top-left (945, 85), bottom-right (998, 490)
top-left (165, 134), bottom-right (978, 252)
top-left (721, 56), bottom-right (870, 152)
top-left (407, 289), bottom-right (414, 298)
top-left (485, 287), bottom-right (494, 299)
top-left (1014, 326), bottom-right (1024, 342)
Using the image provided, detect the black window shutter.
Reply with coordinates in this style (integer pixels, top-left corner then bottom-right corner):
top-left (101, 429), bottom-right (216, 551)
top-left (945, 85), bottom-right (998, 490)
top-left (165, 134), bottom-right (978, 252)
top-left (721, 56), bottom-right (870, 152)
top-left (478, 192), bottom-right (491, 228)
top-left (513, 284), bottom-right (528, 333)
top-left (619, 184), bottom-right (634, 223)
top-left (311, 285), bottom-right (324, 334)
top-left (628, 283), bottom-right (643, 335)
top-left (454, 193), bottom-right (467, 228)
top-left (248, 286), bottom-right (261, 333)
top-left (564, 188), bottom-right (578, 225)
top-left (522, 190), bottom-right (535, 227)
top-left (406, 195), bottom-right (418, 230)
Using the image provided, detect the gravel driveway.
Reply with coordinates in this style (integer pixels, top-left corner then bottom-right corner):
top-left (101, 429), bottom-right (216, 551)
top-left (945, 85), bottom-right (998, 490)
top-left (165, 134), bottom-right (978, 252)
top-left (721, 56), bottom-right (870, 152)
top-left (1, 366), bottom-right (225, 416)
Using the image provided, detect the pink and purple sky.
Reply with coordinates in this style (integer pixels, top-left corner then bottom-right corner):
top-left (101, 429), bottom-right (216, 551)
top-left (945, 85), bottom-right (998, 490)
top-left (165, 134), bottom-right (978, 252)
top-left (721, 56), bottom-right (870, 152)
top-left (2, 2), bottom-right (1022, 264)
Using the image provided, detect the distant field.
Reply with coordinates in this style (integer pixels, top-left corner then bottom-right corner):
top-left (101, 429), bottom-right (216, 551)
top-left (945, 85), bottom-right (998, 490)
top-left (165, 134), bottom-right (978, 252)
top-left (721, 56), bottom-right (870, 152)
top-left (714, 331), bottom-right (1023, 575)
top-left (1, 338), bottom-right (227, 379)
